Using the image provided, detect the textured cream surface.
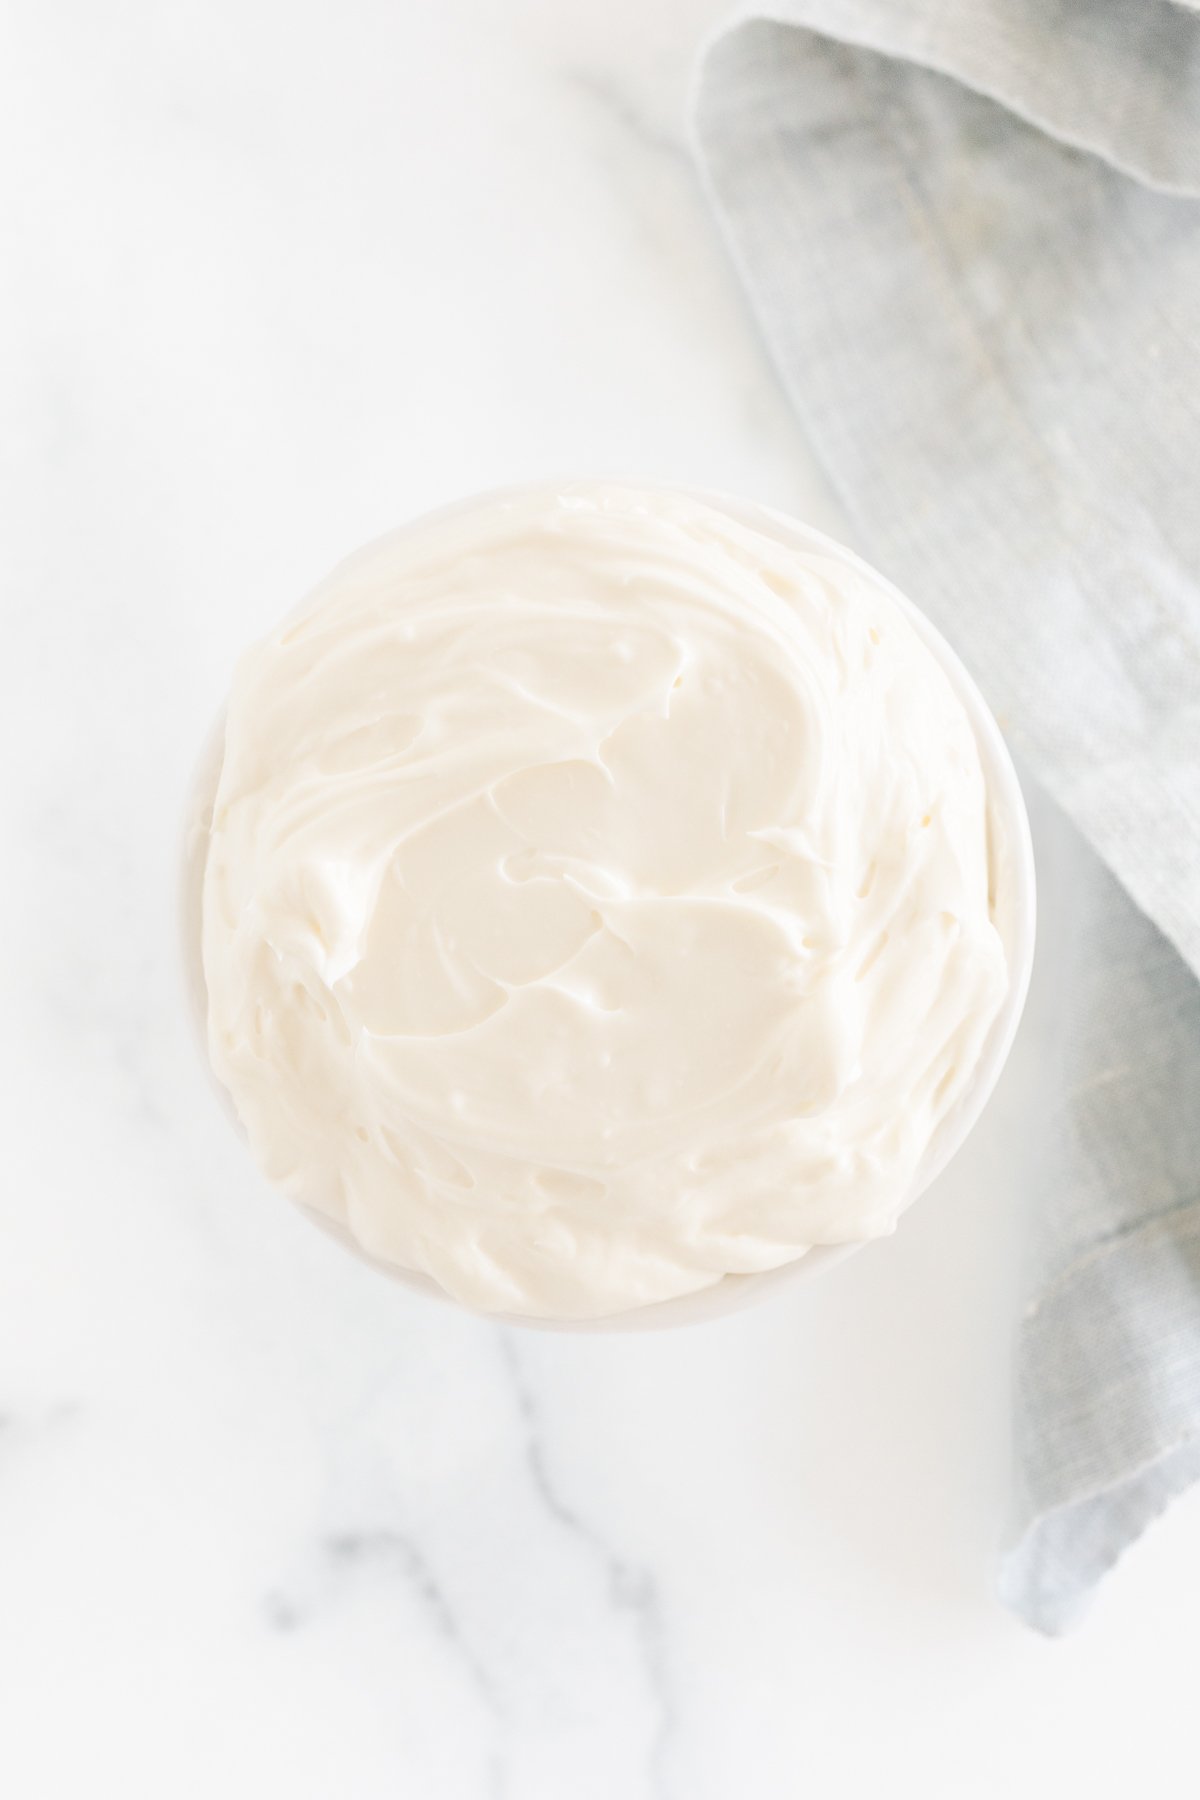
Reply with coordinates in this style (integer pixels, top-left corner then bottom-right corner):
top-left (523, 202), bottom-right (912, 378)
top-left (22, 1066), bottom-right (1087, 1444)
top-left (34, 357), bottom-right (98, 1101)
top-left (202, 485), bottom-right (1007, 1317)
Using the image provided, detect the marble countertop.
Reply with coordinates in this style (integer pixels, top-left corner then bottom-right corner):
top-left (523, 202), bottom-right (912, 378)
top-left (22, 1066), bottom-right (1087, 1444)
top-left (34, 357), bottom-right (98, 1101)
top-left (4, 3), bottom-right (1198, 1795)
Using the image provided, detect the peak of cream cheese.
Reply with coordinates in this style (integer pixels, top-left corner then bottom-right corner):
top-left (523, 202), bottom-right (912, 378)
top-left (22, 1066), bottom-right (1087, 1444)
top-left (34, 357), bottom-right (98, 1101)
top-left (202, 484), bottom-right (1008, 1318)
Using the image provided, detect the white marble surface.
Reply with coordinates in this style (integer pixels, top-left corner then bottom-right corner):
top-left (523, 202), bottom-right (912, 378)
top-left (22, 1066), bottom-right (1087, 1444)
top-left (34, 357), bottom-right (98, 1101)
top-left (4, 3), bottom-right (1199, 1796)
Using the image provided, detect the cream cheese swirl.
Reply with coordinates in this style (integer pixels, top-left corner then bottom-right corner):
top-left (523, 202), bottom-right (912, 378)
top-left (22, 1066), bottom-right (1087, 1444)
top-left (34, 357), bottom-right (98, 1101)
top-left (202, 484), bottom-right (1008, 1318)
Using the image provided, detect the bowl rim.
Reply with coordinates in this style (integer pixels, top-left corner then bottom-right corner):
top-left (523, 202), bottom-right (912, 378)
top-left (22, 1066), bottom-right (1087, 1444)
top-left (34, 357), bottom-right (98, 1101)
top-left (182, 480), bottom-right (1037, 1333)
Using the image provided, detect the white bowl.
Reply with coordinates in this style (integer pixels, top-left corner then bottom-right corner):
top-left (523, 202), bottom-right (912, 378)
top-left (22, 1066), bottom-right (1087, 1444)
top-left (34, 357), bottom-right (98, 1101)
top-left (182, 485), bottom-right (1036, 1332)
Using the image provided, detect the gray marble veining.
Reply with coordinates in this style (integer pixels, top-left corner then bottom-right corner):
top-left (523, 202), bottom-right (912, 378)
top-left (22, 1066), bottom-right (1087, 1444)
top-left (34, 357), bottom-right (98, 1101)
top-left (4, 2), bottom-right (1198, 1797)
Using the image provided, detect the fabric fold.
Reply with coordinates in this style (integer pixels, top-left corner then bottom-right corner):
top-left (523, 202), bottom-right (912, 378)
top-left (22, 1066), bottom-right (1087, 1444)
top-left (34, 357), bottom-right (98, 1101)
top-left (694, 0), bottom-right (1200, 1630)
top-left (702, 0), bottom-right (1200, 192)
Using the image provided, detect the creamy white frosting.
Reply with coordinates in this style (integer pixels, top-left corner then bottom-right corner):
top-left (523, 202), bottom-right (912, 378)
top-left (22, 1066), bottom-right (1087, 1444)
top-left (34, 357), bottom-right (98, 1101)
top-left (202, 484), bottom-right (1008, 1319)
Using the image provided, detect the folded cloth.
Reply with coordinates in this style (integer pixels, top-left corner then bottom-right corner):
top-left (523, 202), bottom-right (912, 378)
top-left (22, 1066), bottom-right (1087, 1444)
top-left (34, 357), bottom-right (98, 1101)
top-left (694, 0), bottom-right (1200, 1633)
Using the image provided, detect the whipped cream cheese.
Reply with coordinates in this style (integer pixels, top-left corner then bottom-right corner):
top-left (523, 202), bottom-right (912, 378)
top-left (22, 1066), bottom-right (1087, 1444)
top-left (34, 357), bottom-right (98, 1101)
top-left (202, 484), bottom-right (1008, 1319)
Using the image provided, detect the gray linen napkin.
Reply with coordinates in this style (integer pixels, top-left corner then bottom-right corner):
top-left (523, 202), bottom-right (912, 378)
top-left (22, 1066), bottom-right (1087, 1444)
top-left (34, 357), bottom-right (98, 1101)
top-left (694, 0), bottom-right (1200, 1633)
